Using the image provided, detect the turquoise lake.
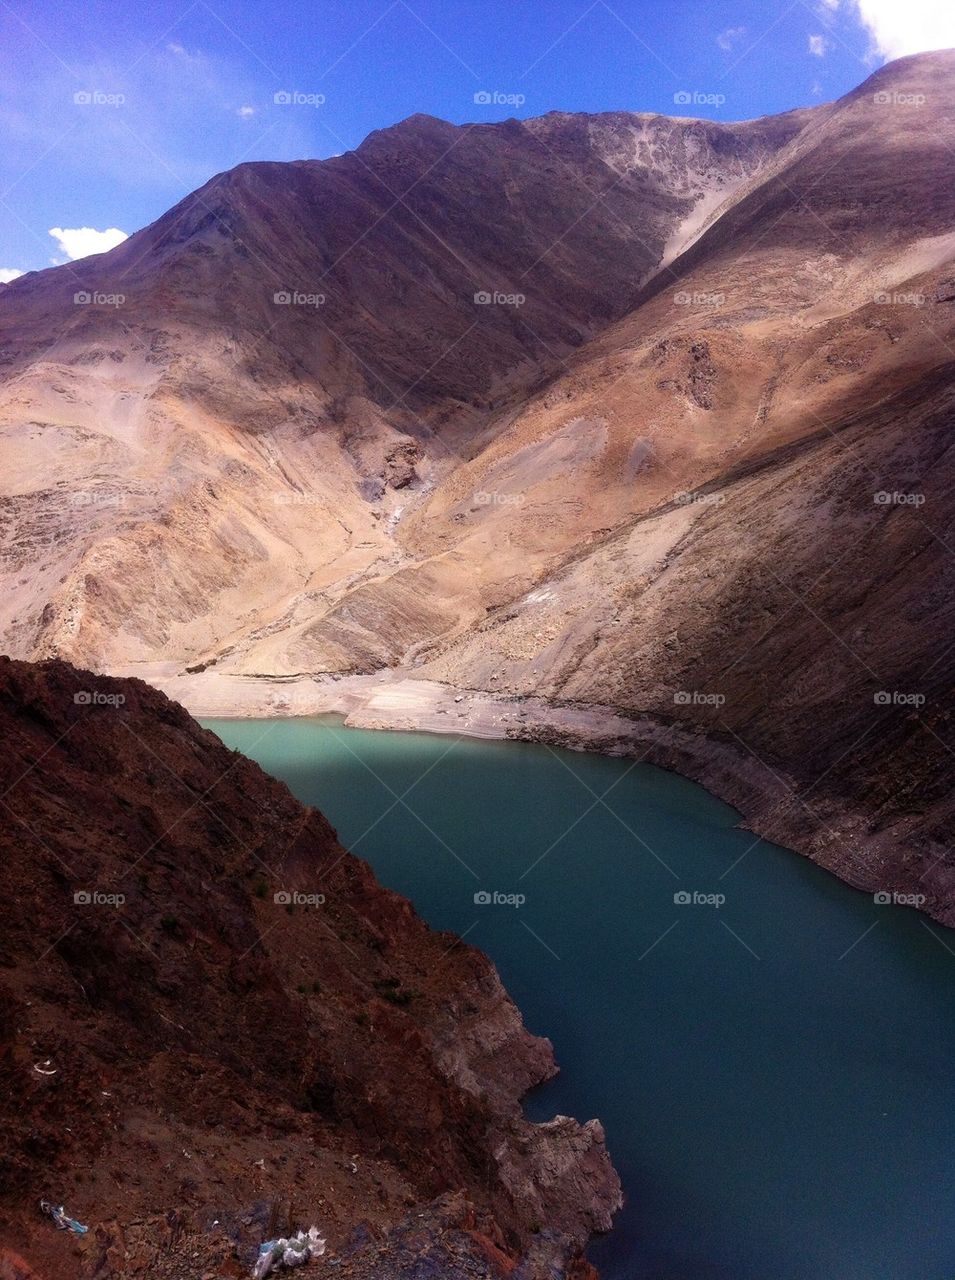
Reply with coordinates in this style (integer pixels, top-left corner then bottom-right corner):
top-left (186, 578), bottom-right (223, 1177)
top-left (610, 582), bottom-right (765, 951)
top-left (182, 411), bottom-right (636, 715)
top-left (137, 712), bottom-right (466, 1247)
top-left (203, 716), bottom-right (955, 1280)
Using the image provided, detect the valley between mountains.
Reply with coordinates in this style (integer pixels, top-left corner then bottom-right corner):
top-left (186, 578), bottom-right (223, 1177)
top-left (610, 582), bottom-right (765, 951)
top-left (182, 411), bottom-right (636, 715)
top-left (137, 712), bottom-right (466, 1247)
top-left (2, 50), bottom-right (955, 919)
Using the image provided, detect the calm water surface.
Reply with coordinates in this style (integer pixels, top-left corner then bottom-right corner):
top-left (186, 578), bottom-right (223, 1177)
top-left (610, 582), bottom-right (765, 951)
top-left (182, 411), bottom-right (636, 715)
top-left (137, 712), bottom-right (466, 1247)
top-left (203, 716), bottom-right (955, 1280)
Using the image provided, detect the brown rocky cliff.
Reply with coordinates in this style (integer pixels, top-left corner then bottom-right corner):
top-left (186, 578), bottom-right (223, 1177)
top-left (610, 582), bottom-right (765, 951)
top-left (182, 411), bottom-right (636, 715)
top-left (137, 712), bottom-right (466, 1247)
top-left (0, 657), bottom-right (620, 1278)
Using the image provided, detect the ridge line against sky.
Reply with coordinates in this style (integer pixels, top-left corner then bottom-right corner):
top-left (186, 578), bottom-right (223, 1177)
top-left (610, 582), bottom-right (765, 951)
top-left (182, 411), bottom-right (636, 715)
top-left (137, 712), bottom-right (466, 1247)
top-left (1, 0), bottom-right (953, 278)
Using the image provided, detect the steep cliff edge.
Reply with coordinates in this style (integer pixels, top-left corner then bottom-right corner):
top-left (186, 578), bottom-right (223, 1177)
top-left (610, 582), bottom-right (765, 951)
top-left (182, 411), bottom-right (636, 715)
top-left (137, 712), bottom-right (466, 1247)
top-left (0, 657), bottom-right (620, 1279)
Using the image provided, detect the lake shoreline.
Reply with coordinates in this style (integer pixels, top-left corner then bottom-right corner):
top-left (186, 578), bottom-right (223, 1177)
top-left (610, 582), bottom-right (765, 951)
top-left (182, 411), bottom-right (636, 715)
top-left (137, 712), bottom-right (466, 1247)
top-left (115, 663), bottom-right (946, 927)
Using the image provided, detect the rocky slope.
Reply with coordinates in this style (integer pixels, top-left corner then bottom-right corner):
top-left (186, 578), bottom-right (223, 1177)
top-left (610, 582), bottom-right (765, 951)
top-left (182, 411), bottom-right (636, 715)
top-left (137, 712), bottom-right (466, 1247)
top-left (1, 50), bottom-right (954, 919)
top-left (0, 105), bottom-right (806, 669)
top-left (0, 657), bottom-right (620, 1279)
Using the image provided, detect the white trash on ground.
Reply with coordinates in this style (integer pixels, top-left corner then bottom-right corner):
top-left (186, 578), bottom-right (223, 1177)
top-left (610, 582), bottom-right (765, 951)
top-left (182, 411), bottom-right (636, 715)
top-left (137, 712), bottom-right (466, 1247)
top-left (40, 1200), bottom-right (88, 1234)
top-left (253, 1226), bottom-right (326, 1277)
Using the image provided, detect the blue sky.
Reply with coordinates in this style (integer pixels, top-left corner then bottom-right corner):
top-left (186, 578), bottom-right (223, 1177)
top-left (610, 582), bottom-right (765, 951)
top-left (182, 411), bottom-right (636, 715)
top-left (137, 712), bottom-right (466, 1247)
top-left (1, 0), bottom-right (953, 278)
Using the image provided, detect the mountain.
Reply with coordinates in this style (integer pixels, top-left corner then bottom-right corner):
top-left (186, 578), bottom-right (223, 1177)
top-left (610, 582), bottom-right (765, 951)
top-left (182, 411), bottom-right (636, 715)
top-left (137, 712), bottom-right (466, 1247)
top-left (1, 50), bottom-right (954, 917)
top-left (0, 104), bottom-right (807, 667)
top-left (0, 657), bottom-right (620, 1279)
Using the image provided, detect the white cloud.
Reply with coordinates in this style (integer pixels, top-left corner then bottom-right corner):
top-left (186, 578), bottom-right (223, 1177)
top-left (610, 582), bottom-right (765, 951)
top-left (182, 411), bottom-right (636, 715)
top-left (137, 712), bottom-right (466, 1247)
top-left (237, 105), bottom-right (256, 118)
top-left (849, 0), bottom-right (955, 58)
top-left (716, 25), bottom-right (747, 51)
top-left (48, 226), bottom-right (128, 261)
top-left (809, 33), bottom-right (831, 55)
top-left (0, 268), bottom-right (23, 283)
